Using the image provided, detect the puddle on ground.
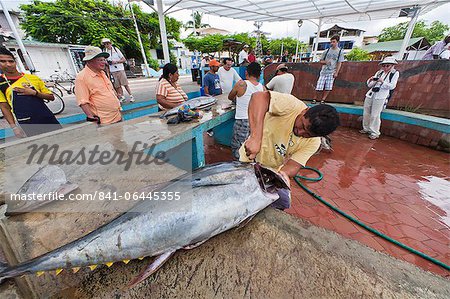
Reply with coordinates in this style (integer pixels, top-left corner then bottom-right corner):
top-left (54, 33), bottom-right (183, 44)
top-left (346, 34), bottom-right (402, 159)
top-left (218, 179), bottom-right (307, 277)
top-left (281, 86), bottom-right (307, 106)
top-left (417, 176), bottom-right (450, 227)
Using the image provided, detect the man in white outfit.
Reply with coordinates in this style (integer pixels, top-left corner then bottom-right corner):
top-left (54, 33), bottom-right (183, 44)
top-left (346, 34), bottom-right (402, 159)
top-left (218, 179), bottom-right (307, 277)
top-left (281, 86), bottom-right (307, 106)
top-left (238, 45), bottom-right (250, 66)
top-left (217, 58), bottom-right (241, 93)
top-left (360, 56), bottom-right (399, 140)
top-left (266, 63), bottom-right (295, 94)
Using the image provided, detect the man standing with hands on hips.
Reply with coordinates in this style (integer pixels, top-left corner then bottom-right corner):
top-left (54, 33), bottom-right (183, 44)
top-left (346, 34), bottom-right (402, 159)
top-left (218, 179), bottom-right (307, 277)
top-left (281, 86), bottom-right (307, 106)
top-left (314, 35), bottom-right (344, 104)
top-left (101, 38), bottom-right (134, 103)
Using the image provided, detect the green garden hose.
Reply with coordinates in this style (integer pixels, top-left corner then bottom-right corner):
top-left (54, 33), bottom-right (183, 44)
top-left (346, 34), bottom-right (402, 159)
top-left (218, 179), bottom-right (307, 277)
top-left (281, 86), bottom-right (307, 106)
top-left (294, 166), bottom-right (450, 271)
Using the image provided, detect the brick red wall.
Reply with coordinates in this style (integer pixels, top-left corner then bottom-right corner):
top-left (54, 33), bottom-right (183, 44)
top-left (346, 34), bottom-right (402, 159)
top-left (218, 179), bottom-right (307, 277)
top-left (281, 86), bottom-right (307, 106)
top-left (338, 113), bottom-right (449, 152)
top-left (264, 60), bottom-right (450, 117)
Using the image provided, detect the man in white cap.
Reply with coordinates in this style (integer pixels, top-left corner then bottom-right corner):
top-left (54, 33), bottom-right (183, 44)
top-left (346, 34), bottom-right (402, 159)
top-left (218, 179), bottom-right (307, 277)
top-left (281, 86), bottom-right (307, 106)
top-left (266, 63), bottom-right (295, 94)
top-left (101, 38), bottom-right (134, 103)
top-left (360, 56), bottom-right (399, 139)
top-left (75, 46), bottom-right (122, 125)
top-left (238, 45), bottom-right (250, 66)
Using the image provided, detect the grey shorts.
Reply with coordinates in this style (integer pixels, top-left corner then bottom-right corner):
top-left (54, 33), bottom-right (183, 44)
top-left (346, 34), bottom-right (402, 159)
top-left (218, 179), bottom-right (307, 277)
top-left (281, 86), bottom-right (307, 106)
top-left (231, 119), bottom-right (250, 160)
top-left (111, 70), bottom-right (129, 88)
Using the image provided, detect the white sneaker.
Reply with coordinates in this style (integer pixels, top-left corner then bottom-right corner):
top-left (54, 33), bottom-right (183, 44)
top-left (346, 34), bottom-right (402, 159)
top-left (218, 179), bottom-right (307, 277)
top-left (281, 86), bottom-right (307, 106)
top-left (119, 96), bottom-right (126, 103)
top-left (359, 130), bottom-right (369, 134)
top-left (369, 134), bottom-right (379, 140)
top-left (129, 95), bottom-right (135, 102)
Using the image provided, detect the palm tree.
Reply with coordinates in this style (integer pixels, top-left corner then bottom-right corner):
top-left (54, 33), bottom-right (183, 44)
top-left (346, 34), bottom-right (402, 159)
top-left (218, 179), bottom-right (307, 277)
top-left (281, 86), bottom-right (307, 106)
top-left (185, 11), bottom-right (210, 35)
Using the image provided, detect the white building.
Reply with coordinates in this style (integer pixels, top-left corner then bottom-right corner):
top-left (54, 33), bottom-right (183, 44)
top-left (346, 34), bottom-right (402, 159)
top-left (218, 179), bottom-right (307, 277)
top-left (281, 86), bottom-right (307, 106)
top-left (310, 24), bottom-right (365, 56)
top-left (0, 9), bottom-right (25, 40)
top-left (4, 40), bottom-right (86, 80)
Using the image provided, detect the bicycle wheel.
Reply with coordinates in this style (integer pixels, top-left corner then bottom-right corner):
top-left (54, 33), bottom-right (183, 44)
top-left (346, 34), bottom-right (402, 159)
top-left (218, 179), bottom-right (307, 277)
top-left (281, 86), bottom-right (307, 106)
top-left (49, 85), bottom-right (64, 98)
top-left (45, 93), bottom-right (65, 115)
top-left (71, 85), bottom-right (76, 95)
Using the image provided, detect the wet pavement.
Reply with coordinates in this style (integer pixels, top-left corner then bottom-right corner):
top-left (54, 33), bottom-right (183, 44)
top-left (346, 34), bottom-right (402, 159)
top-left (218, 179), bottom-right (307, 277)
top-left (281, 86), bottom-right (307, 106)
top-left (204, 127), bottom-right (450, 277)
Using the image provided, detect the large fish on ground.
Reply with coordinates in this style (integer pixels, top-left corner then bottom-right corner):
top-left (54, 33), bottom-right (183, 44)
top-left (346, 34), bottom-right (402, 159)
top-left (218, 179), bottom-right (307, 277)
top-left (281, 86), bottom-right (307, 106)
top-left (0, 162), bottom-right (288, 287)
top-left (161, 96), bottom-right (217, 118)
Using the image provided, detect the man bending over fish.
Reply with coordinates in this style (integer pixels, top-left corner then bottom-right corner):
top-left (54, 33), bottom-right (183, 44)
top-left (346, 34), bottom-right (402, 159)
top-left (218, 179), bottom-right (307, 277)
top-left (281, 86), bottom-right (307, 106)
top-left (239, 91), bottom-right (339, 210)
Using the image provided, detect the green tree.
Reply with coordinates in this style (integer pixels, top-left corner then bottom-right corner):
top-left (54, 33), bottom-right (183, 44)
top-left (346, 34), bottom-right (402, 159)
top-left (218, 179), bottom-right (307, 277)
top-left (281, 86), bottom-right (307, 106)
top-left (185, 11), bottom-right (210, 35)
top-left (345, 47), bottom-right (371, 61)
top-left (20, 0), bottom-right (182, 63)
top-left (267, 37), bottom-right (307, 56)
top-left (378, 20), bottom-right (449, 44)
top-left (183, 34), bottom-right (224, 54)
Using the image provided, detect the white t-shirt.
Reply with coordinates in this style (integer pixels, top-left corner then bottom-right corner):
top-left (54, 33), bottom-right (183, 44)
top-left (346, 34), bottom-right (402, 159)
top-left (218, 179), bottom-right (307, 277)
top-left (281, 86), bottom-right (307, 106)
top-left (104, 46), bottom-right (125, 72)
top-left (217, 67), bottom-right (241, 93)
top-left (266, 73), bottom-right (295, 94)
top-left (238, 50), bottom-right (248, 65)
top-left (235, 80), bottom-right (264, 119)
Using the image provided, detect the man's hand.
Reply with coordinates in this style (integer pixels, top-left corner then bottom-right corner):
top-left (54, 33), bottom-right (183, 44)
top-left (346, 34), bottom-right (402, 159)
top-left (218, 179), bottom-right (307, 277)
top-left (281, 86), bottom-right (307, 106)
top-left (244, 136), bottom-right (261, 160)
top-left (377, 77), bottom-right (384, 83)
top-left (12, 126), bottom-right (26, 138)
top-left (278, 170), bottom-right (290, 188)
top-left (13, 87), bottom-right (37, 97)
top-left (333, 71), bottom-right (338, 78)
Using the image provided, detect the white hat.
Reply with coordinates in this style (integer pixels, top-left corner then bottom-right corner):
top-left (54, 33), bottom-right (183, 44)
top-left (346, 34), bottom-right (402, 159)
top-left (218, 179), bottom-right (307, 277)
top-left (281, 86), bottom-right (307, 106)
top-left (101, 38), bottom-right (111, 44)
top-left (83, 46), bottom-right (109, 61)
top-left (243, 44), bottom-right (249, 48)
top-left (379, 56), bottom-right (397, 65)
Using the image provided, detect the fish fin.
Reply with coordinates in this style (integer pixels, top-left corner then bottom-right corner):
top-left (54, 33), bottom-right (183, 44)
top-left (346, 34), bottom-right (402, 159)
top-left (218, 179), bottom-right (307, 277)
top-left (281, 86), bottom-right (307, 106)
top-left (138, 257), bottom-right (145, 260)
top-left (183, 240), bottom-right (207, 250)
top-left (122, 259), bottom-right (130, 264)
top-left (105, 262), bottom-right (114, 268)
top-left (127, 250), bottom-right (175, 288)
top-left (55, 269), bottom-right (63, 276)
top-left (56, 182), bottom-right (79, 196)
top-left (72, 267), bottom-right (80, 273)
top-left (36, 271), bottom-right (45, 277)
top-left (88, 265), bottom-right (97, 271)
top-left (237, 214), bottom-right (256, 230)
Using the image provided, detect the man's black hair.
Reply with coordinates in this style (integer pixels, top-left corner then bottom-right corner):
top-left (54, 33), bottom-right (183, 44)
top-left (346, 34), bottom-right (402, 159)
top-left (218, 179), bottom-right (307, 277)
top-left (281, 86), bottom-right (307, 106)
top-left (0, 47), bottom-right (15, 59)
top-left (222, 57), bottom-right (233, 64)
top-left (304, 104), bottom-right (340, 136)
top-left (247, 62), bottom-right (261, 79)
top-left (330, 35), bottom-right (340, 42)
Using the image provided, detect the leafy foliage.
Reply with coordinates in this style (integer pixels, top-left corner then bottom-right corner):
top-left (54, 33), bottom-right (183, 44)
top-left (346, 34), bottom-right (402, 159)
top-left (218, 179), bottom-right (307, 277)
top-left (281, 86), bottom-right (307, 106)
top-left (185, 11), bottom-right (210, 31)
top-left (19, 0), bottom-right (182, 63)
top-left (378, 20), bottom-right (448, 44)
top-left (267, 37), bottom-right (307, 56)
top-left (345, 47), bottom-right (371, 61)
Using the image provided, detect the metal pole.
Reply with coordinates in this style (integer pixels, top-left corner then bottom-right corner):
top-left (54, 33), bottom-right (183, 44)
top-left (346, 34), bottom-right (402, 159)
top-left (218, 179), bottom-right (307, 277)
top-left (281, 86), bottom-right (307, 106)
top-left (398, 6), bottom-right (421, 60)
top-left (0, 0), bottom-right (35, 72)
top-left (294, 20), bottom-right (303, 62)
top-left (312, 18), bottom-right (323, 62)
top-left (156, 0), bottom-right (170, 64)
top-left (128, 1), bottom-right (151, 77)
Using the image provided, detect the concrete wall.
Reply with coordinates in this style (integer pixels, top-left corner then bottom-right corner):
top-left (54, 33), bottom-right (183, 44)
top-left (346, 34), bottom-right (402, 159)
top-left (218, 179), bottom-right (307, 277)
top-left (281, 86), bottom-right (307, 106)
top-left (264, 60), bottom-right (450, 118)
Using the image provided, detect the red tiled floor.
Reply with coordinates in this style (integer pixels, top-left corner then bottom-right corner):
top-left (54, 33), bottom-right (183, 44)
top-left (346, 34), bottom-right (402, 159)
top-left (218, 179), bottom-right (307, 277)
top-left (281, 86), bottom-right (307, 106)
top-left (204, 127), bottom-right (450, 277)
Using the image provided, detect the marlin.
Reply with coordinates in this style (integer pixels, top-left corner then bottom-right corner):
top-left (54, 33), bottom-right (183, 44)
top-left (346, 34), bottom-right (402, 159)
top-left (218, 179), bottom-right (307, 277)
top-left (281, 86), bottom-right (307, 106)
top-left (0, 162), bottom-right (288, 287)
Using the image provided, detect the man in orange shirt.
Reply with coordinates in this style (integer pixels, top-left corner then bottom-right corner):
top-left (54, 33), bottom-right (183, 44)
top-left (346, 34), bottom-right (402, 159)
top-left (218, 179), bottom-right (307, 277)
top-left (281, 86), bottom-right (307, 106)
top-left (75, 46), bottom-right (122, 124)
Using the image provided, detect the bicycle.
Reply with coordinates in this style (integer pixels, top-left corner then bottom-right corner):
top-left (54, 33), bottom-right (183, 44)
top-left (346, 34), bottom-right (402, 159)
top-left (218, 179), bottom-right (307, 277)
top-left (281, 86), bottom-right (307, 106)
top-left (45, 92), bottom-right (65, 115)
top-left (46, 70), bottom-right (76, 98)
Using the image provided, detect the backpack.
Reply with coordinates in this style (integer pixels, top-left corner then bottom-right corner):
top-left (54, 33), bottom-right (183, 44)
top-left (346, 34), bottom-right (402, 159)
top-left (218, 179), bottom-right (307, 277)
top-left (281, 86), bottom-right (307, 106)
top-left (387, 71), bottom-right (399, 101)
top-left (323, 47), bottom-right (343, 61)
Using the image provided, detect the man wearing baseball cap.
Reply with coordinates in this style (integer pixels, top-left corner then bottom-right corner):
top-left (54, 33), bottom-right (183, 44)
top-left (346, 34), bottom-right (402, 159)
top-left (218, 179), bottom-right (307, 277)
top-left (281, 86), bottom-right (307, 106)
top-left (101, 38), bottom-right (134, 103)
top-left (203, 59), bottom-right (222, 96)
top-left (266, 63), bottom-right (295, 94)
top-left (74, 46), bottom-right (122, 124)
top-left (238, 45), bottom-right (250, 66)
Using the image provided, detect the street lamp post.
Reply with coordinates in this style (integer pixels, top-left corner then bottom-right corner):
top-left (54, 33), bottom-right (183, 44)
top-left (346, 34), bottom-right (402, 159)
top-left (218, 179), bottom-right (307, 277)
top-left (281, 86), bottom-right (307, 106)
top-left (0, 0), bottom-right (35, 72)
top-left (128, 0), bottom-right (151, 77)
top-left (294, 20), bottom-right (303, 62)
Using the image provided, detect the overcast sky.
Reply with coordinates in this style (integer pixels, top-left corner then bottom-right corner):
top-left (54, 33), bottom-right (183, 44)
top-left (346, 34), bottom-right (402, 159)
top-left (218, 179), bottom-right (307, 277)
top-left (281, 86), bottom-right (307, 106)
top-left (5, 0), bottom-right (450, 42)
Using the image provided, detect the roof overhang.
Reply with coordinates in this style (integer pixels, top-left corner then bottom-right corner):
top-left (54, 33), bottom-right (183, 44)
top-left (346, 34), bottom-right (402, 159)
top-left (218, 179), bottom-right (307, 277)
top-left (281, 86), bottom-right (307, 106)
top-left (165, 0), bottom-right (449, 23)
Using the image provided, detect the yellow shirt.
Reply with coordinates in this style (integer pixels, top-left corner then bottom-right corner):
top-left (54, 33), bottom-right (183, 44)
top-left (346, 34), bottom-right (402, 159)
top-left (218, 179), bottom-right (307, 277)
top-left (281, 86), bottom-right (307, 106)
top-left (75, 66), bottom-right (122, 124)
top-left (0, 74), bottom-right (51, 111)
top-left (239, 91), bottom-right (320, 170)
